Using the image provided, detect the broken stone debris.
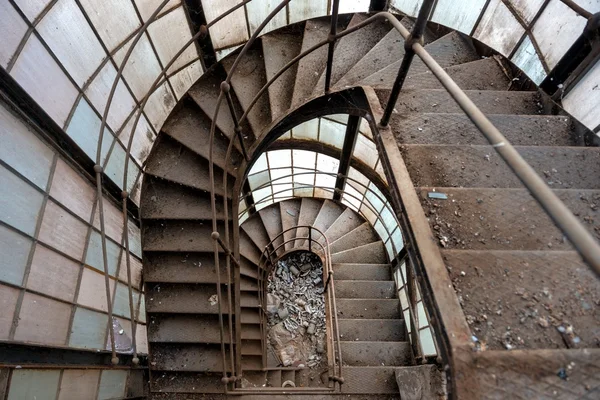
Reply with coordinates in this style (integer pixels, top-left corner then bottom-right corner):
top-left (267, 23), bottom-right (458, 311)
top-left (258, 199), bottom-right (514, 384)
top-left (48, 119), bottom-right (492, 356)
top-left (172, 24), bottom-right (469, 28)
top-left (266, 251), bottom-right (327, 369)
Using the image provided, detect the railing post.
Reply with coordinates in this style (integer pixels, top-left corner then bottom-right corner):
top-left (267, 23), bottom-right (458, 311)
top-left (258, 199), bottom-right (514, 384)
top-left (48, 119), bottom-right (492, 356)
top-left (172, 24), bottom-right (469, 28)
top-left (324, 0), bottom-right (341, 93)
top-left (308, 228), bottom-right (312, 252)
top-left (221, 82), bottom-right (250, 161)
top-left (380, 0), bottom-right (436, 126)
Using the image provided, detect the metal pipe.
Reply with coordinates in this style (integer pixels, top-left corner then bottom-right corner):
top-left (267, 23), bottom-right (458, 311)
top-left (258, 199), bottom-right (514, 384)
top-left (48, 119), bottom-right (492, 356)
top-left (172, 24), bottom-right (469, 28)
top-left (380, 0), bottom-right (436, 126)
top-left (411, 41), bottom-right (600, 277)
top-left (224, 89), bottom-right (250, 161)
top-left (324, 0), bottom-right (341, 93)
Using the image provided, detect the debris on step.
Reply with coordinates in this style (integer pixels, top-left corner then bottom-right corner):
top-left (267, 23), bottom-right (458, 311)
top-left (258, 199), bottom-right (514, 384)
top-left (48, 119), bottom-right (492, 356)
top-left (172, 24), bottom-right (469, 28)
top-left (266, 251), bottom-right (327, 370)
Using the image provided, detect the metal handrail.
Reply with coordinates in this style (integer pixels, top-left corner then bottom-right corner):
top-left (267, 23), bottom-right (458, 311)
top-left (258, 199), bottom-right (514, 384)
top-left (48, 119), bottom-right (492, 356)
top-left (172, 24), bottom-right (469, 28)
top-left (255, 224), bottom-right (344, 390)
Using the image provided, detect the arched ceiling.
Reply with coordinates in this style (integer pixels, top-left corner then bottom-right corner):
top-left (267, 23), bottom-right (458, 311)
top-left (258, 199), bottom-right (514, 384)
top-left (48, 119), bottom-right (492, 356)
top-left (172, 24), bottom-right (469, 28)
top-left (1, 0), bottom-right (598, 206)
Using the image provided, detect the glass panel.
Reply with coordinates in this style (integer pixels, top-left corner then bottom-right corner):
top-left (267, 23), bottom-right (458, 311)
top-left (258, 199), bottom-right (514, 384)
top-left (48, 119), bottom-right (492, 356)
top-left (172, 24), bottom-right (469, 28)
top-left (201, 0), bottom-right (249, 50)
top-left (431, 0), bottom-right (488, 34)
top-left (7, 370), bottom-right (60, 400)
top-left (384, 238), bottom-right (394, 259)
top-left (507, 0), bottom-right (545, 24)
top-left (216, 45), bottom-right (242, 61)
top-left (419, 327), bottom-right (437, 355)
top-left (381, 204), bottom-right (397, 233)
top-left (293, 149), bottom-right (316, 169)
top-left (0, 2), bottom-right (28, 68)
top-left (342, 184), bottom-right (362, 211)
top-left (278, 131), bottom-right (291, 140)
top-left (365, 182), bottom-right (385, 212)
top-left (272, 183), bottom-right (293, 198)
top-left (316, 153), bottom-right (339, 174)
top-left (510, 35), bottom-right (546, 85)
top-left (289, 0), bottom-right (328, 24)
top-left (374, 219), bottom-right (389, 243)
top-left (359, 118), bottom-right (373, 139)
top-left (375, 159), bottom-right (387, 183)
top-left (148, 7), bottom-right (199, 74)
top-left (251, 152), bottom-right (268, 174)
top-left (0, 165), bottom-right (45, 236)
top-left (11, 36), bottom-right (79, 126)
top-left (389, 0), bottom-right (422, 17)
top-left (79, 0), bottom-right (141, 52)
top-left (319, 118), bottom-right (345, 149)
top-left (67, 98), bottom-right (114, 164)
top-left (134, 0), bottom-right (180, 21)
top-left (253, 186), bottom-right (272, 206)
top-left (391, 227), bottom-right (404, 253)
top-left (417, 301), bottom-right (428, 329)
top-left (248, 170), bottom-right (270, 190)
top-left (0, 225), bottom-right (32, 286)
top-left (347, 167), bottom-right (369, 195)
top-left (403, 309), bottom-right (411, 333)
top-left (562, 61), bottom-right (600, 130)
top-left (268, 149), bottom-right (291, 168)
top-left (353, 134), bottom-right (378, 168)
top-left (144, 81), bottom-right (176, 131)
top-left (324, 114), bottom-right (349, 125)
top-left (14, 0), bottom-right (52, 21)
top-left (338, 0), bottom-right (370, 13)
top-left (314, 187), bottom-right (334, 199)
top-left (119, 112), bottom-right (156, 165)
top-left (360, 201), bottom-right (377, 225)
top-left (246, 0), bottom-right (287, 36)
top-left (473, 0), bottom-right (525, 56)
top-left (292, 118), bottom-right (319, 140)
top-left (239, 211), bottom-right (249, 224)
top-left (169, 60), bottom-right (204, 100)
top-left (37, 0), bottom-right (107, 86)
top-left (294, 186), bottom-right (314, 197)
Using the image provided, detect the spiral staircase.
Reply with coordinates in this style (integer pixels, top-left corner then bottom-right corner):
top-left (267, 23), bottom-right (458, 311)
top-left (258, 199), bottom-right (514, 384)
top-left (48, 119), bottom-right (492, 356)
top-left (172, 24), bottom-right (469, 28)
top-left (140, 10), bottom-right (600, 400)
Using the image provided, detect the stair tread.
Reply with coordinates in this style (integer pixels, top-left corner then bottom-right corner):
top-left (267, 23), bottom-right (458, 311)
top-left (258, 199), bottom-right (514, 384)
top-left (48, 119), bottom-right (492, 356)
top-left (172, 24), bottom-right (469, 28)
top-left (314, 13), bottom-right (391, 91)
top-left (241, 308), bottom-right (260, 324)
top-left (335, 280), bottom-right (396, 299)
top-left (330, 222), bottom-right (380, 254)
top-left (148, 314), bottom-right (231, 343)
top-left (262, 29), bottom-right (302, 119)
top-left (332, 241), bottom-right (387, 264)
top-left (337, 299), bottom-right (400, 319)
top-left (333, 263), bottom-right (392, 281)
top-left (312, 199), bottom-right (345, 234)
top-left (340, 366), bottom-right (403, 394)
top-left (161, 99), bottom-right (242, 172)
top-left (241, 339), bottom-right (262, 355)
top-left (241, 214), bottom-right (271, 253)
top-left (442, 249), bottom-right (599, 350)
top-left (279, 199), bottom-right (301, 251)
top-left (222, 44), bottom-right (271, 138)
top-left (146, 284), bottom-right (230, 314)
top-left (259, 204), bottom-right (285, 257)
top-left (291, 19), bottom-right (331, 107)
top-left (240, 229), bottom-right (263, 265)
top-left (390, 113), bottom-right (574, 146)
top-left (380, 89), bottom-right (545, 115)
top-left (144, 252), bottom-right (228, 283)
top-left (150, 343), bottom-right (230, 372)
top-left (144, 135), bottom-right (233, 197)
top-left (150, 372), bottom-right (225, 394)
top-left (417, 187), bottom-right (600, 251)
top-left (361, 56), bottom-right (510, 90)
top-left (295, 197), bottom-right (324, 247)
top-left (143, 220), bottom-right (227, 253)
top-left (141, 177), bottom-right (231, 220)
top-left (341, 341), bottom-right (412, 367)
top-left (322, 207), bottom-right (364, 244)
top-left (339, 318), bottom-right (406, 341)
top-left (402, 144), bottom-right (600, 189)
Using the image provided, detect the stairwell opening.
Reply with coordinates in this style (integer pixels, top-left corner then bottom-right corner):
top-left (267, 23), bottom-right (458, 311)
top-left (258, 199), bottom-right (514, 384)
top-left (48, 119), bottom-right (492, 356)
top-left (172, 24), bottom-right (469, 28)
top-left (265, 251), bottom-right (328, 380)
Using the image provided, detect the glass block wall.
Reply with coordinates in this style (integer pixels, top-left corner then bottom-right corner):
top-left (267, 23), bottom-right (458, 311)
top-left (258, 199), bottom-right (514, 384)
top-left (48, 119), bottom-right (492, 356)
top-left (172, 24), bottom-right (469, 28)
top-left (0, 367), bottom-right (144, 399)
top-left (0, 100), bottom-right (147, 355)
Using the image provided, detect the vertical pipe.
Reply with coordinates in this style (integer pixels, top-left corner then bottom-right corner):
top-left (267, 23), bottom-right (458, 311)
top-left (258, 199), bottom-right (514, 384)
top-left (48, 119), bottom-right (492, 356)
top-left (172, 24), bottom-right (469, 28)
top-left (333, 115), bottom-right (360, 201)
top-left (324, 0), bottom-right (341, 93)
top-left (121, 194), bottom-right (139, 365)
top-left (380, 0), bottom-right (436, 126)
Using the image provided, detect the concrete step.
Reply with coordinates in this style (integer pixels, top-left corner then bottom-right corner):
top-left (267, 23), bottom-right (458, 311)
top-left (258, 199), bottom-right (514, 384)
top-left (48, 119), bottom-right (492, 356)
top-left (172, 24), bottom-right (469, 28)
top-left (333, 263), bottom-right (392, 281)
top-left (240, 291), bottom-right (260, 308)
top-left (150, 343), bottom-right (229, 372)
top-left (144, 135), bottom-right (233, 197)
top-left (240, 256), bottom-right (259, 279)
top-left (390, 113), bottom-right (574, 146)
top-left (381, 89), bottom-right (545, 115)
top-left (441, 249), bottom-right (599, 350)
top-left (341, 341), bottom-right (412, 367)
top-left (335, 280), bottom-right (396, 299)
top-left (331, 241), bottom-right (387, 264)
top-left (402, 145), bottom-right (600, 189)
top-left (314, 14), bottom-right (391, 91)
top-left (339, 318), bottom-right (406, 342)
top-left (337, 299), bottom-right (400, 319)
top-left (161, 98), bottom-right (243, 171)
top-left (241, 214), bottom-right (271, 254)
top-left (141, 177), bottom-right (231, 220)
top-left (146, 284), bottom-right (230, 314)
top-left (144, 252), bottom-right (228, 284)
top-left (279, 198), bottom-right (301, 251)
top-left (148, 314), bottom-right (232, 343)
top-left (312, 200), bottom-right (345, 236)
top-left (259, 203), bottom-right (285, 257)
top-left (222, 44), bottom-right (272, 137)
top-left (143, 220), bottom-right (228, 253)
top-left (341, 366), bottom-right (401, 394)
top-left (291, 19), bottom-right (332, 107)
top-left (241, 308), bottom-right (260, 324)
top-left (295, 197), bottom-right (324, 247)
top-left (322, 207), bottom-right (364, 244)
top-left (240, 228), bottom-right (264, 265)
top-left (417, 187), bottom-right (600, 251)
top-left (362, 57), bottom-right (510, 90)
top-left (262, 27), bottom-right (303, 119)
top-left (330, 222), bottom-right (379, 253)
top-left (188, 66), bottom-right (255, 151)
top-left (241, 339), bottom-right (262, 355)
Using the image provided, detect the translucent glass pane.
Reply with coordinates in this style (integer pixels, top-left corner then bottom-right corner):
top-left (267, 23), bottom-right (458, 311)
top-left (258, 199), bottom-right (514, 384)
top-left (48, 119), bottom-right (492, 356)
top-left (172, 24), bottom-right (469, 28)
top-left (314, 187), bottom-right (334, 199)
top-left (358, 118), bottom-right (373, 139)
top-left (360, 201), bottom-right (377, 225)
top-left (348, 167), bottom-right (369, 195)
top-left (473, 0), bottom-right (525, 56)
top-left (375, 160), bottom-right (387, 183)
top-left (134, 0), bottom-right (180, 21)
top-left (272, 183), bottom-right (293, 198)
top-left (391, 227), bottom-right (404, 254)
top-left (270, 167), bottom-right (292, 184)
top-left (374, 219), bottom-right (389, 243)
top-left (292, 119), bottom-right (319, 140)
top-left (389, 0), bottom-right (422, 17)
top-left (431, 0), bottom-right (488, 34)
top-left (384, 238), bottom-right (394, 259)
top-left (239, 211), bottom-right (249, 224)
top-left (365, 182), bottom-right (385, 213)
top-left (79, 0), bottom-right (141, 52)
top-left (294, 186), bottom-right (314, 197)
top-left (268, 149), bottom-right (291, 169)
top-left (255, 196), bottom-right (273, 211)
top-left (353, 134), bottom-right (378, 168)
top-left (169, 59), bottom-right (204, 100)
top-left (338, 0), bottom-right (370, 13)
top-left (250, 153), bottom-right (268, 174)
top-left (315, 172), bottom-right (336, 191)
top-left (316, 153), bottom-right (339, 174)
top-left (343, 184), bottom-right (362, 211)
top-left (417, 301), bottom-right (428, 329)
top-left (246, 0), bottom-right (287, 36)
top-left (511, 35), bottom-right (546, 85)
top-left (144, 81), bottom-right (176, 131)
top-left (0, 2), bottom-right (28, 68)
top-left (420, 327), bottom-right (437, 355)
top-left (403, 309), bottom-right (412, 333)
top-left (381, 204), bottom-right (397, 233)
top-left (248, 170), bottom-right (270, 190)
top-left (253, 186), bottom-right (272, 206)
top-left (319, 118), bottom-right (345, 149)
top-left (113, 34), bottom-right (162, 101)
top-left (202, 0), bottom-right (249, 50)
top-left (238, 197), bottom-right (247, 215)
top-left (37, 0), bottom-right (107, 86)
top-left (292, 149), bottom-right (316, 169)
top-left (294, 169), bottom-right (315, 189)
top-left (399, 287), bottom-right (408, 310)
top-left (216, 45), bottom-right (242, 61)
top-left (289, 0), bottom-right (328, 24)
top-left (324, 114), bottom-right (349, 125)
top-left (279, 131), bottom-right (291, 140)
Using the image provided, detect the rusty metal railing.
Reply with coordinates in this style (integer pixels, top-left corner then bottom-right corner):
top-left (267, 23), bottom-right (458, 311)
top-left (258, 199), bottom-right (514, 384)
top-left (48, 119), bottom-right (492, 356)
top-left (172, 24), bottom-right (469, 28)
top-left (88, 0), bottom-right (600, 396)
top-left (254, 225), bottom-right (344, 391)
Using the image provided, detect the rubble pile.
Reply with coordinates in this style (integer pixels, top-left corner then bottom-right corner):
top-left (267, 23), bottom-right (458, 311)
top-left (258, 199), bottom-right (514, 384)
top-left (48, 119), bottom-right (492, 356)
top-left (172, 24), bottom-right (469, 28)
top-left (266, 251), bottom-right (327, 369)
